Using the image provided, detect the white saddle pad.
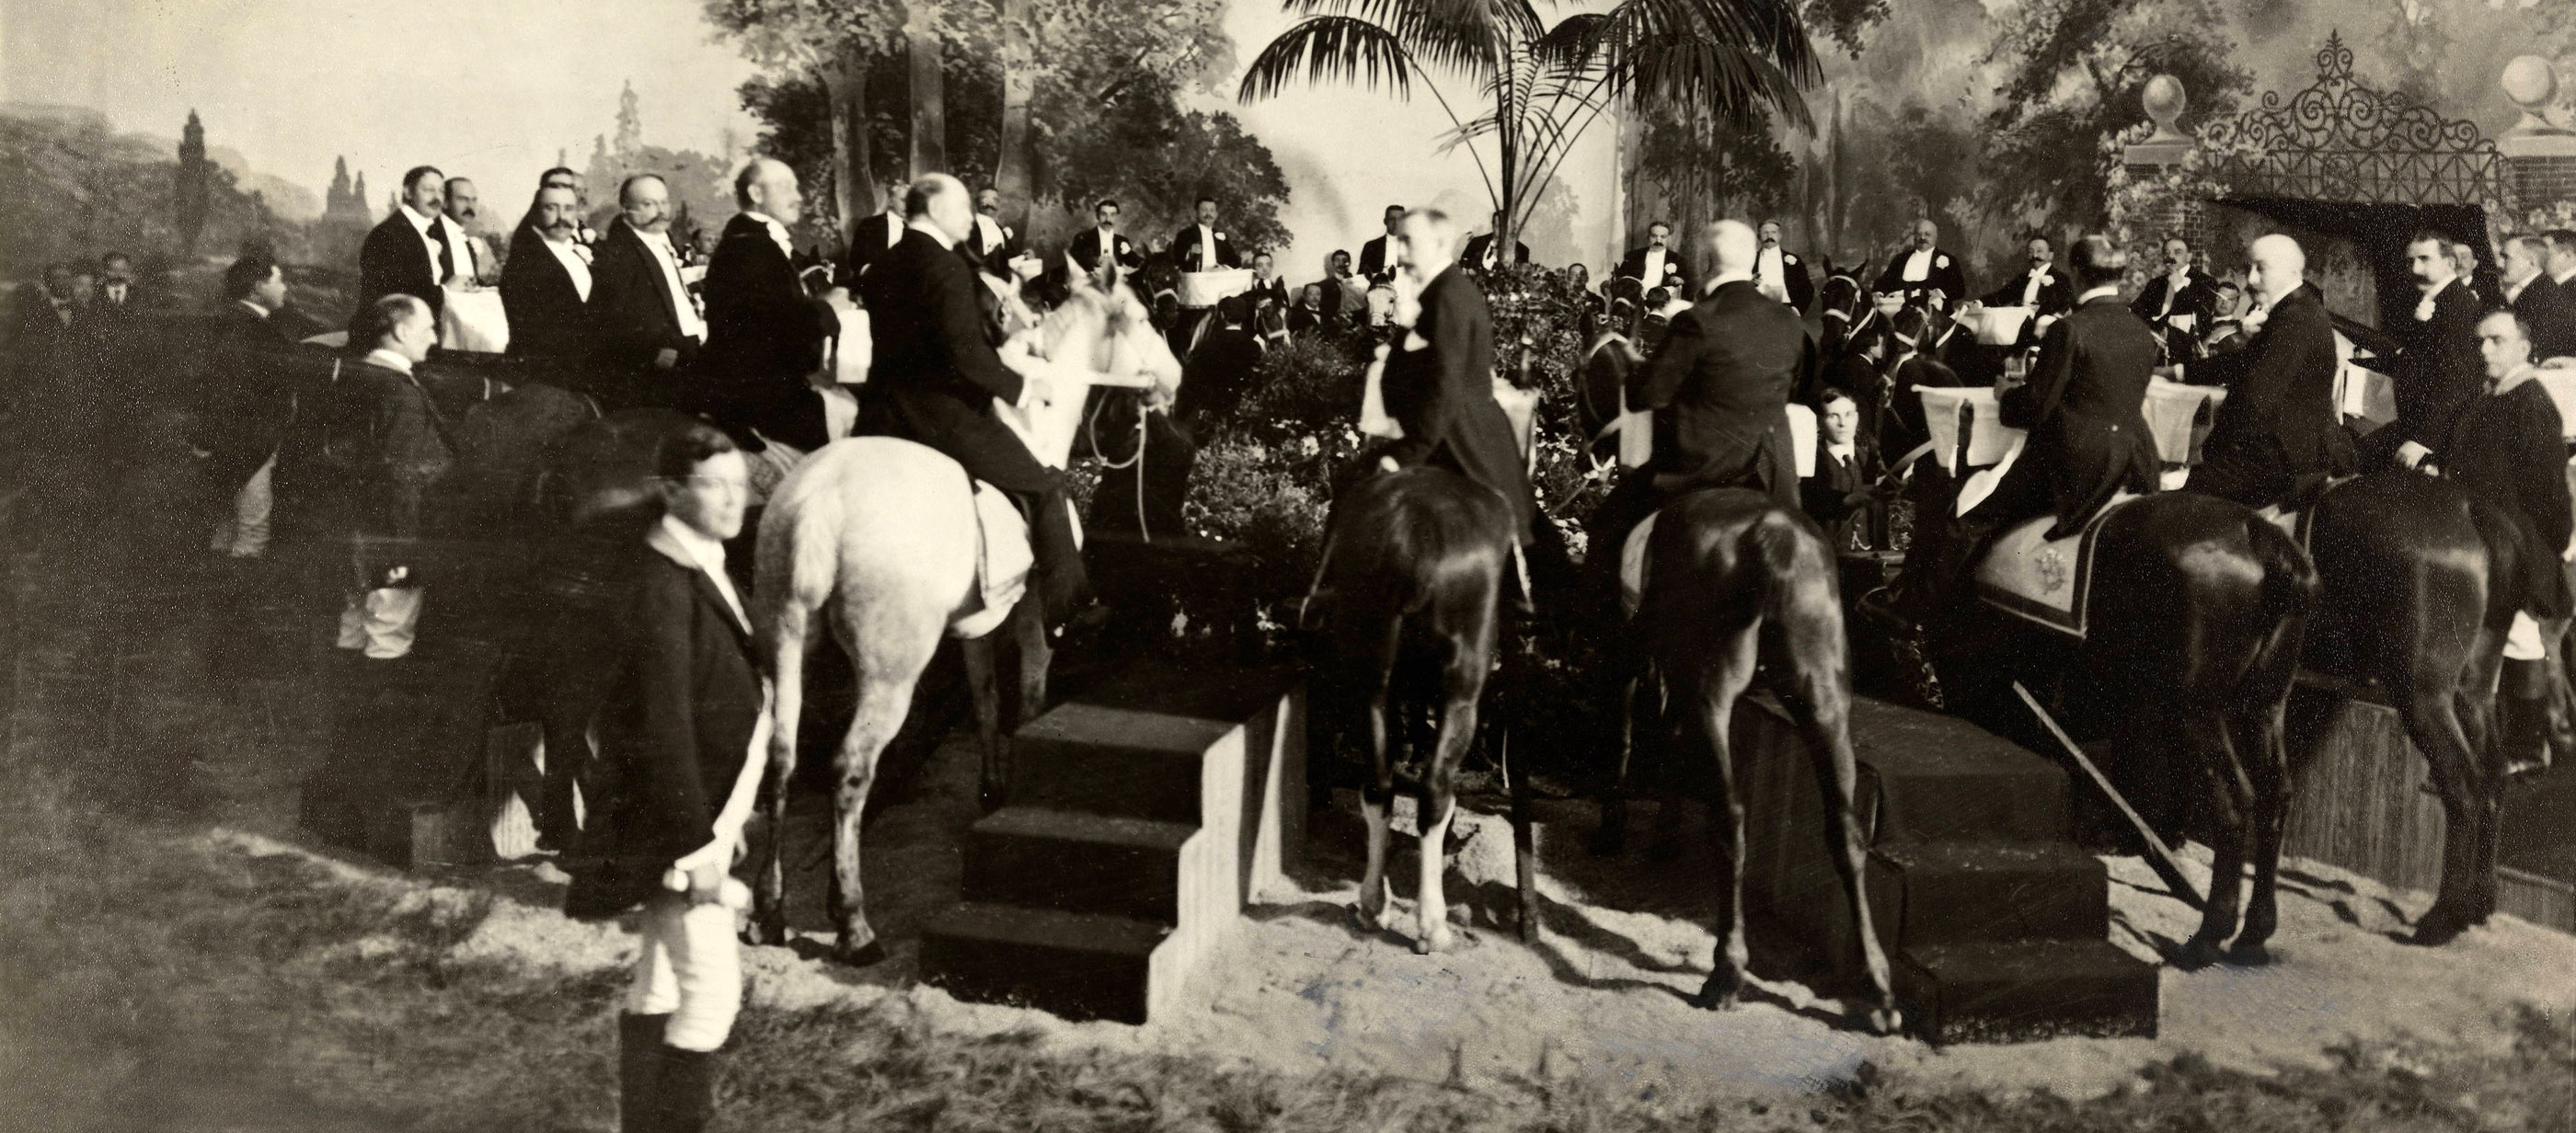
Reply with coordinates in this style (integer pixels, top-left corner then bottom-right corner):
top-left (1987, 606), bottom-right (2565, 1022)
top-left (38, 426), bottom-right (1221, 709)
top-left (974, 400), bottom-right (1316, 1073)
top-left (947, 483), bottom-right (1062, 640)
top-left (1972, 491), bottom-right (2143, 638)
top-left (1619, 511), bottom-right (1660, 620)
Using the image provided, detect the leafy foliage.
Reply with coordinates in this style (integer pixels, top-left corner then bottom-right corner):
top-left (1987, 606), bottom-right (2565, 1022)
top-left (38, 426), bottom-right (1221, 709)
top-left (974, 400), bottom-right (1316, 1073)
top-left (1979, 0), bottom-right (2251, 232)
top-left (1638, 100), bottom-right (1797, 223)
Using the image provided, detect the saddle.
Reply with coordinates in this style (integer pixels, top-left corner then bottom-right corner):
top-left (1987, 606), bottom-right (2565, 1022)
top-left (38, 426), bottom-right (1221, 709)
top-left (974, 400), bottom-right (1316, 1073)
top-left (1971, 492), bottom-right (2145, 638)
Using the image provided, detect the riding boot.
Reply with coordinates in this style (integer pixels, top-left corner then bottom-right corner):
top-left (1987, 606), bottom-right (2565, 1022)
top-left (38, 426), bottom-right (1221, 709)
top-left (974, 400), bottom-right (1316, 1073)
top-left (2498, 658), bottom-right (2553, 779)
top-left (1023, 484), bottom-right (1091, 633)
top-left (652, 1044), bottom-right (722, 1133)
top-left (618, 1013), bottom-right (673, 1133)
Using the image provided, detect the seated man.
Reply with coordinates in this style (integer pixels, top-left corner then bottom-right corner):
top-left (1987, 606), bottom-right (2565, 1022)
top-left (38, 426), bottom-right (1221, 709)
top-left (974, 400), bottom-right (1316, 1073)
top-left (2433, 309), bottom-right (2571, 776)
top-left (857, 174), bottom-right (1087, 631)
top-left (1584, 220), bottom-right (1805, 590)
top-left (1875, 234), bottom-right (2158, 628)
top-left (2178, 235), bottom-right (2352, 510)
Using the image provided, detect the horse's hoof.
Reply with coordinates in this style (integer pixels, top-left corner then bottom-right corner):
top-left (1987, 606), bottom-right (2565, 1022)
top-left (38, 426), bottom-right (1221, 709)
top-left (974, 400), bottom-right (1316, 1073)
top-left (1415, 926), bottom-right (1456, 955)
top-left (2172, 937), bottom-right (2224, 971)
top-left (1351, 901), bottom-right (1395, 934)
top-left (742, 915), bottom-right (790, 948)
top-left (2224, 941), bottom-right (2273, 967)
top-left (1855, 1005), bottom-right (1904, 1036)
top-left (2409, 904), bottom-right (2474, 946)
top-left (1695, 973), bottom-right (1744, 1011)
top-left (835, 937), bottom-right (890, 967)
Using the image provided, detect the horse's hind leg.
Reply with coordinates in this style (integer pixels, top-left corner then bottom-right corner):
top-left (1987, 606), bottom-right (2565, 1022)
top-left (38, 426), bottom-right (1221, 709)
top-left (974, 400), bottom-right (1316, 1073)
top-left (1590, 665), bottom-right (1643, 858)
top-left (2230, 704), bottom-right (2291, 963)
top-left (2176, 709), bottom-right (2250, 970)
top-left (750, 596), bottom-right (818, 946)
top-left (1414, 604), bottom-right (1497, 956)
top-left (1353, 616), bottom-right (1403, 933)
top-left (1776, 597), bottom-right (1900, 1032)
top-left (2399, 685), bottom-right (2495, 944)
top-left (823, 602), bottom-right (942, 966)
top-left (1690, 621), bottom-right (1761, 1010)
top-left (961, 635), bottom-right (1005, 812)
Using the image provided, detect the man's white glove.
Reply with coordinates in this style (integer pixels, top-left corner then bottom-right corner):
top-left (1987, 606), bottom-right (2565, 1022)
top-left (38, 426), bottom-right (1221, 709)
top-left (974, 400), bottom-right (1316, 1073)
top-left (2396, 440), bottom-right (2435, 473)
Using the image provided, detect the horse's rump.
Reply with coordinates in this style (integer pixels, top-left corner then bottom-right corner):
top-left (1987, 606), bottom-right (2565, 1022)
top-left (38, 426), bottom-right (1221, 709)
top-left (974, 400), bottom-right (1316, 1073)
top-left (1321, 467), bottom-right (1513, 621)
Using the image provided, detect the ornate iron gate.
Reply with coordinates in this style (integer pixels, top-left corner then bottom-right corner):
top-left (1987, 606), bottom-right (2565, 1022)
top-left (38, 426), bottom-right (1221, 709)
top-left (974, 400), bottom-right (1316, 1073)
top-left (2197, 33), bottom-right (2506, 212)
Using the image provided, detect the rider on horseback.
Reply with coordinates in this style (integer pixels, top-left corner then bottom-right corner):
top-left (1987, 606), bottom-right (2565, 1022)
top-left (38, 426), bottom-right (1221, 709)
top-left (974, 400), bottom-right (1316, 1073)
top-left (856, 174), bottom-right (1088, 633)
top-left (2175, 235), bottom-right (2355, 510)
top-left (1582, 220), bottom-right (1806, 599)
top-left (1872, 235), bottom-right (2159, 628)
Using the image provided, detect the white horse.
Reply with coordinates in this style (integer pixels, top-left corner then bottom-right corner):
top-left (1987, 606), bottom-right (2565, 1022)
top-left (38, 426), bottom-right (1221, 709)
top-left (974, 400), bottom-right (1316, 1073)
top-left (749, 277), bottom-right (1181, 961)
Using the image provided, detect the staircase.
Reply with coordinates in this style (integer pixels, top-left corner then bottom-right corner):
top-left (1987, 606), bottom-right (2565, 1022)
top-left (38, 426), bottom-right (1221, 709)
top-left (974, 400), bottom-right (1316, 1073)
top-left (919, 663), bottom-right (1304, 1024)
top-left (1740, 694), bottom-right (2160, 1044)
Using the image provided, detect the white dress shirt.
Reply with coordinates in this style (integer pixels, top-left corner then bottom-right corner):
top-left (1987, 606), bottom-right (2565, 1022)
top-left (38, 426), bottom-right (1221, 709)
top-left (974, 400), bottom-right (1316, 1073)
top-left (2019, 269), bottom-right (2052, 307)
top-left (1901, 248), bottom-right (1934, 282)
top-left (362, 347), bottom-right (417, 375)
top-left (743, 211), bottom-right (794, 259)
top-left (640, 228), bottom-right (706, 341)
top-left (659, 513), bottom-right (746, 632)
top-left (972, 213), bottom-right (1007, 255)
top-left (540, 235), bottom-right (594, 302)
top-left (878, 210), bottom-right (903, 249)
top-left (2505, 274), bottom-right (2535, 305)
top-left (1754, 246), bottom-right (1784, 290)
top-left (1642, 246), bottom-right (1668, 284)
top-left (434, 216), bottom-right (481, 281)
top-left (1196, 223), bottom-right (1219, 270)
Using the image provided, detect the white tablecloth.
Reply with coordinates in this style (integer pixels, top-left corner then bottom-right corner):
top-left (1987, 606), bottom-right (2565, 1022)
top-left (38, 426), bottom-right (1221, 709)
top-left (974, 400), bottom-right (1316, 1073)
top-left (439, 286), bottom-right (510, 354)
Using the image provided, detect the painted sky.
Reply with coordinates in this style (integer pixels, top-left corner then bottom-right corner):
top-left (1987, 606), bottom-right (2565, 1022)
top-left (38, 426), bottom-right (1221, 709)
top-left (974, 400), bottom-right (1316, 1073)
top-left (0, 0), bottom-right (764, 220)
top-left (0, 0), bottom-right (1622, 267)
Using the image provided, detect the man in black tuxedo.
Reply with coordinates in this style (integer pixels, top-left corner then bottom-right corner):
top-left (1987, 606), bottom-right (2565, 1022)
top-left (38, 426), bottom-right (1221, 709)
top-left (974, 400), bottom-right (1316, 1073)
top-left (561, 421), bottom-right (766, 1132)
top-left (1171, 196), bottom-right (1245, 274)
top-left (2130, 235), bottom-right (2219, 363)
top-left (843, 178), bottom-right (909, 284)
top-left (2501, 234), bottom-right (2576, 363)
top-left (2179, 235), bottom-right (2352, 509)
top-left (1613, 221), bottom-right (1690, 297)
top-left (1374, 207), bottom-right (1540, 556)
top-left (858, 174), bottom-right (1087, 630)
top-left (1977, 235), bottom-right (2077, 322)
top-left (1460, 212), bottom-right (1531, 271)
top-left (196, 253), bottom-right (305, 557)
top-left (1357, 204), bottom-right (1405, 286)
top-left (501, 183), bottom-right (595, 365)
top-left (1754, 221), bottom-right (1813, 313)
top-left (1247, 251), bottom-right (1291, 314)
top-left (354, 165), bottom-right (457, 326)
top-left (1882, 235), bottom-right (2158, 626)
top-left (2372, 230), bottom-right (2489, 475)
top-left (591, 173), bottom-right (707, 402)
top-left (695, 158), bottom-right (833, 451)
top-left (271, 294), bottom-right (451, 573)
top-left (1066, 198), bottom-right (1144, 287)
top-left (1587, 220), bottom-right (1807, 570)
top-left (1873, 218), bottom-right (1968, 311)
top-left (966, 186), bottom-right (1024, 274)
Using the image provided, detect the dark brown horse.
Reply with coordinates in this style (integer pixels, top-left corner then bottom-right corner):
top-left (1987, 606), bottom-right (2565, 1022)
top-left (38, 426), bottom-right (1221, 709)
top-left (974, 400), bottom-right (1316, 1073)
top-left (2301, 471), bottom-right (2523, 944)
top-left (1926, 491), bottom-right (2315, 968)
top-left (1307, 465), bottom-right (1536, 953)
top-left (1602, 488), bottom-right (1902, 1031)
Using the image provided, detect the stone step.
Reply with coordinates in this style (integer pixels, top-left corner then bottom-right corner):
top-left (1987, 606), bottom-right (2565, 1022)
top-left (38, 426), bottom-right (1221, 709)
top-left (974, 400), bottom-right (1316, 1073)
top-left (918, 902), bottom-right (1172, 1024)
top-left (1011, 703), bottom-right (1236, 824)
top-left (1848, 696), bottom-right (2073, 844)
top-left (1870, 841), bottom-right (2109, 946)
top-left (1895, 938), bottom-right (2159, 1045)
top-left (963, 807), bottom-right (1197, 925)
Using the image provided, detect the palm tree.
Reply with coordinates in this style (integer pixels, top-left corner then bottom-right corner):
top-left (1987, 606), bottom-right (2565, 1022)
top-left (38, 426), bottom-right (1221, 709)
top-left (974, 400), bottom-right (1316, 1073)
top-left (1237, 0), bottom-right (1820, 258)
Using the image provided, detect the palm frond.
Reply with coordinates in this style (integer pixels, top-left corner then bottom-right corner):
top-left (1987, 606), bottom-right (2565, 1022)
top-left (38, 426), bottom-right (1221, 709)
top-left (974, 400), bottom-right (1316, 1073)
top-left (1624, 34), bottom-right (1813, 133)
top-left (1236, 17), bottom-right (1422, 102)
top-left (1276, 0), bottom-right (1505, 77)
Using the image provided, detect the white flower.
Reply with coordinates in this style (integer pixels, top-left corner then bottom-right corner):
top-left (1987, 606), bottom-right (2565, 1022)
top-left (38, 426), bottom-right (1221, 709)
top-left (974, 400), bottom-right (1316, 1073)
top-left (2415, 295), bottom-right (2436, 322)
top-left (1215, 232), bottom-right (1226, 241)
top-left (1936, 255), bottom-right (1950, 269)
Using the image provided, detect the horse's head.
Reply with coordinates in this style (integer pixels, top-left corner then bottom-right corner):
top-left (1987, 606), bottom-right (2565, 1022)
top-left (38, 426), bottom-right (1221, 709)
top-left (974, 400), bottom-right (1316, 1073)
top-left (1819, 269), bottom-right (1865, 326)
top-left (1082, 278), bottom-right (1182, 399)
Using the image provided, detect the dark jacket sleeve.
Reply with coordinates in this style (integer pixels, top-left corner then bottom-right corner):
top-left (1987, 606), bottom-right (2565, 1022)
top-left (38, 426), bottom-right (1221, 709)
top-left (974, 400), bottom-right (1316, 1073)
top-left (930, 251), bottom-right (1026, 406)
top-left (2000, 316), bottom-right (2075, 431)
top-left (1383, 295), bottom-right (1470, 467)
top-left (1627, 311), bottom-right (1703, 411)
top-left (2518, 389), bottom-right (2572, 567)
top-left (627, 569), bottom-right (715, 862)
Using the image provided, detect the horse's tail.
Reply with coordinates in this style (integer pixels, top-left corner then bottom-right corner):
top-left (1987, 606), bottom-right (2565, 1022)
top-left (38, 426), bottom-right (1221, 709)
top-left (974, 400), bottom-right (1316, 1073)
top-left (2463, 496), bottom-right (2529, 631)
top-left (753, 475), bottom-right (845, 774)
top-left (2246, 512), bottom-right (2318, 629)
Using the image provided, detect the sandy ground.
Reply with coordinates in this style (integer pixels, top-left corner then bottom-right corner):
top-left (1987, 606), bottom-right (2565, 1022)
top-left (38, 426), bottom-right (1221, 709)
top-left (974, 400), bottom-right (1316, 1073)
top-left (218, 725), bottom-right (2576, 1111)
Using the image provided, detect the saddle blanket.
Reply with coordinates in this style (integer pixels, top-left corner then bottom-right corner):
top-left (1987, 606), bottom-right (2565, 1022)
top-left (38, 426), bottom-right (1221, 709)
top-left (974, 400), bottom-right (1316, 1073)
top-left (949, 482), bottom-right (1041, 639)
top-left (1972, 491), bottom-right (2144, 638)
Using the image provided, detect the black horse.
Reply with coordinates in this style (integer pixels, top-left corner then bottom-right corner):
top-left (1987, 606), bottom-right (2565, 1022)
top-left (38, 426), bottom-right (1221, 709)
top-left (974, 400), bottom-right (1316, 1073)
top-left (2301, 471), bottom-right (2528, 944)
top-left (1597, 487), bottom-right (1905, 1030)
top-left (1922, 491), bottom-right (2316, 968)
top-left (1307, 465), bottom-right (1537, 954)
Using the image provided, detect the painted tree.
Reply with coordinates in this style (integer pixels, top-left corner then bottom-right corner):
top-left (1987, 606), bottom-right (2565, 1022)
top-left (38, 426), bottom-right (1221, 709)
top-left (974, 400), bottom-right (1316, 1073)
top-left (176, 109), bottom-right (211, 258)
top-left (1980, 0), bottom-right (2249, 233)
top-left (1236, 0), bottom-right (1821, 255)
top-left (704, 0), bottom-right (913, 242)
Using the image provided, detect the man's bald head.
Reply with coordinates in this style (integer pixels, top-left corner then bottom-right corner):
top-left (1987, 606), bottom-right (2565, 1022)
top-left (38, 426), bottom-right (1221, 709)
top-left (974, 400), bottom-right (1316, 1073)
top-left (1704, 220), bottom-right (1759, 280)
top-left (906, 173), bottom-right (973, 242)
top-left (734, 158), bottom-right (803, 224)
top-left (1397, 208), bottom-right (1462, 280)
top-left (2247, 234), bottom-right (2306, 304)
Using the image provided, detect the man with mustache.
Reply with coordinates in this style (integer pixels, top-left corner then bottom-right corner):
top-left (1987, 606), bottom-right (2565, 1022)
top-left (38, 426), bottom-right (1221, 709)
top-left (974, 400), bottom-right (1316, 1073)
top-left (1754, 220), bottom-right (1813, 313)
top-left (1872, 218), bottom-right (1967, 312)
top-left (353, 165), bottom-right (455, 326)
top-left (591, 173), bottom-right (707, 404)
top-left (502, 181), bottom-right (597, 364)
top-left (2129, 235), bottom-right (2217, 363)
top-left (443, 177), bottom-right (499, 286)
top-left (2367, 230), bottom-right (2486, 474)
